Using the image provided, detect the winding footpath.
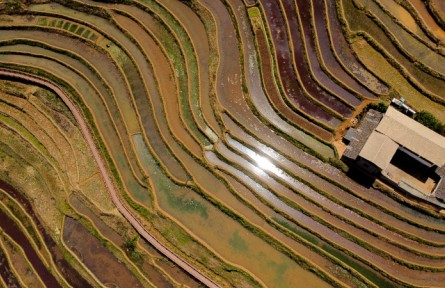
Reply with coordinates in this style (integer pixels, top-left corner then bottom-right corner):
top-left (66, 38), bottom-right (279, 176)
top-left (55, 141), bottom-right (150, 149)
top-left (0, 68), bottom-right (220, 288)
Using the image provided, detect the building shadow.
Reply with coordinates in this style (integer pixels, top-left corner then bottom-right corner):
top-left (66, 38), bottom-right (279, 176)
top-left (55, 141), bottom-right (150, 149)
top-left (346, 168), bottom-right (376, 188)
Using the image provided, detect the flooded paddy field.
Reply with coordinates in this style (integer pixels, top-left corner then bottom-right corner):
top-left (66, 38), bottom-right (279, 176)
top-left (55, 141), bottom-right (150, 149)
top-left (325, 0), bottom-right (389, 95)
top-left (0, 243), bottom-right (21, 288)
top-left (0, 202), bottom-right (60, 287)
top-left (311, 0), bottom-right (378, 99)
top-left (406, 0), bottom-right (445, 42)
top-left (258, 0), bottom-right (344, 126)
top-left (252, 21), bottom-right (334, 142)
top-left (296, 0), bottom-right (362, 106)
top-left (1, 0), bottom-right (445, 287)
top-left (0, 232), bottom-right (45, 288)
top-left (63, 217), bottom-right (144, 288)
top-left (429, 0), bottom-right (445, 28)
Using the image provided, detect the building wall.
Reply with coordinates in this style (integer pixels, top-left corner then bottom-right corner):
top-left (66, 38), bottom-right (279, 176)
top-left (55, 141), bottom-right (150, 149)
top-left (356, 157), bottom-right (381, 175)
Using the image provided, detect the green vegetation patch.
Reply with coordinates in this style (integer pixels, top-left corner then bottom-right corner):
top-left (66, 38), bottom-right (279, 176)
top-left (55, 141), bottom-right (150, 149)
top-left (36, 17), bottom-right (47, 26)
top-left (82, 29), bottom-right (91, 38)
top-left (68, 24), bottom-right (78, 33)
top-left (322, 245), bottom-right (393, 288)
top-left (414, 111), bottom-right (445, 136)
top-left (75, 27), bottom-right (85, 36)
top-left (62, 22), bottom-right (70, 30)
top-left (229, 230), bottom-right (249, 252)
top-left (166, 189), bottom-right (208, 219)
top-left (273, 217), bottom-right (319, 245)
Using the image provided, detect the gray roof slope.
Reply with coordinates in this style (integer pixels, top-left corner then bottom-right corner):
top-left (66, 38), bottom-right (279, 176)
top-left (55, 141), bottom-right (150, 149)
top-left (376, 107), bottom-right (445, 167)
top-left (343, 109), bottom-right (383, 160)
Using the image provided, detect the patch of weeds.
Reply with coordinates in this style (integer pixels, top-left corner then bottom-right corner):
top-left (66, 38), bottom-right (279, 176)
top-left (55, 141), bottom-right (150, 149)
top-left (75, 27), bottom-right (84, 35)
top-left (69, 24), bottom-right (78, 33)
top-left (122, 236), bottom-right (143, 265)
top-left (62, 22), bottom-right (70, 30)
top-left (322, 244), bottom-right (393, 287)
top-left (273, 217), bottom-right (319, 245)
top-left (167, 190), bottom-right (208, 219)
top-left (36, 18), bottom-right (47, 26)
top-left (229, 230), bottom-right (248, 251)
top-left (82, 29), bottom-right (91, 38)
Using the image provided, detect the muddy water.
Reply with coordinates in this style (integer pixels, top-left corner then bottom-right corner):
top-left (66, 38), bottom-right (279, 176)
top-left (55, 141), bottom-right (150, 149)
top-left (63, 217), bottom-right (143, 288)
top-left (0, 52), bottom-right (148, 200)
top-left (225, 112), bottom-right (445, 235)
top-left (408, 0), bottom-right (445, 41)
top-left (259, 0), bottom-right (343, 125)
top-left (112, 10), bottom-right (201, 157)
top-left (0, 206), bottom-right (60, 287)
top-left (325, 0), bottom-right (388, 95)
top-left (73, 185), bottom-right (193, 288)
top-left (225, 136), bottom-right (445, 266)
top-left (209, 155), bottom-right (371, 287)
top-left (378, 0), bottom-right (430, 43)
top-left (0, 233), bottom-right (45, 288)
top-left (0, 244), bottom-right (21, 288)
top-left (0, 181), bottom-right (93, 288)
top-left (296, 0), bottom-right (361, 106)
top-left (253, 24), bottom-right (334, 141)
top-left (358, 0), bottom-right (445, 76)
top-left (213, 143), bottom-right (445, 285)
top-left (139, 239), bottom-right (204, 288)
top-left (213, 160), bottom-right (389, 287)
top-left (0, 29), bottom-right (148, 178)
top-left (430, 0), bottom-right (445, 29)
top-left (133, 134), bottom-right (331, 288)
top-left (227, 131), bottom-right (445, 246)
top-left (311, 0), bottom-right (377, 99)
top-left (69, 195), bottom-right (177, 288)
top-left (158, 0), bottom-right (222, 136)
top-left (228, 0), bottom-right (335, 159)
top-left (342, 0), bottom-right (445, 102)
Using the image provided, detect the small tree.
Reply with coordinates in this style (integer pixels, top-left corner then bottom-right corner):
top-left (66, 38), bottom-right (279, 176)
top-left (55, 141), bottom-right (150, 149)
top-left (123, 236), bottom-right (143, 264)
top-left (368, 102), bottom-right (388, 113)
top-left (414, 111), bottom-right (445, 135)
top-left (123, 236), bottom-right (138, 253)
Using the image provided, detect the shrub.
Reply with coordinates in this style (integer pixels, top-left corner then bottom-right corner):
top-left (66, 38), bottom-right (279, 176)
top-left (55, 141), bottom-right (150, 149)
top-left (328, 158), bottom-right (349, 173)
top-left (367, 102), bottom-right (388, 113)
top-left (414, 111), bottom-right (445, 135)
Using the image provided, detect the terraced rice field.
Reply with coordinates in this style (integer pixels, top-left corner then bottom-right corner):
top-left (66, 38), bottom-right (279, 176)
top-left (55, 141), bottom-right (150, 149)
top-left (0, 0), bottom-right (444, 287)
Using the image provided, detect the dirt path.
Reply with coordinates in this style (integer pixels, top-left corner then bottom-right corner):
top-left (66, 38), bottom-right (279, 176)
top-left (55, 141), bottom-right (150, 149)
top-left (0, 68), bottom-right (220, 288)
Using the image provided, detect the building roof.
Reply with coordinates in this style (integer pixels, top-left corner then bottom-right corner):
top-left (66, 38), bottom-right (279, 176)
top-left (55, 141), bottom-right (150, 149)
top-left (376, 107), bottom-right (445, 167)
top-left (434, 166), bottom-right (445, 202)
top-left (342, 109), bottom-right (383, 160)
top-left (359, 131), bottom-right (399, 170)
top-left (344, 128), bottom-right (357, 142)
